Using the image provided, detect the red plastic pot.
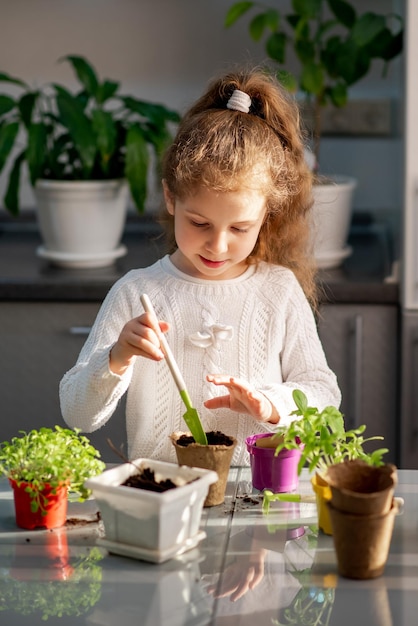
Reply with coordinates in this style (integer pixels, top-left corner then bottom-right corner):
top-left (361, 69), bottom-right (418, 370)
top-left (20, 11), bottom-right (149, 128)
top-left (9, 479), bottom-right (68, 530)
top-left (246, 433), bottom-right (302, 493)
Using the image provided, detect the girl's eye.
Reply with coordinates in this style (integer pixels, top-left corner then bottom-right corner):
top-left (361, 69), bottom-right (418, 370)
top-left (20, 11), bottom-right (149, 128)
top-left (191, 221), bottom-right (208, 228)
top-left (232, 226), bottom-right (249, 233)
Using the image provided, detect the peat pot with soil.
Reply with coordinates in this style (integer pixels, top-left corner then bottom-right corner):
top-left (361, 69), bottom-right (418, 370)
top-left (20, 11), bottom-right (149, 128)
top-left (170, 430), bottom-right (237, 507)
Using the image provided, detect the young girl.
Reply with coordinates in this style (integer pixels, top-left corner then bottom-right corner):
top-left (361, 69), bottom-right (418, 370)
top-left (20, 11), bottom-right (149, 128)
top-left (60, 68), bottom-right (341, 466)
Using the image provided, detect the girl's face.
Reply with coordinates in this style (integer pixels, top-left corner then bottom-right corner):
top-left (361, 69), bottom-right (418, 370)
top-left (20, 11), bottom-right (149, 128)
top-left (163, 183), bottom-right (267, 280)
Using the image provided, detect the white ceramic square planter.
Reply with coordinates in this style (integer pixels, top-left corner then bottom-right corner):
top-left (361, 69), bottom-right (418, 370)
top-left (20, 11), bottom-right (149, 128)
top-left (85, 459), bottom-right (218, 563)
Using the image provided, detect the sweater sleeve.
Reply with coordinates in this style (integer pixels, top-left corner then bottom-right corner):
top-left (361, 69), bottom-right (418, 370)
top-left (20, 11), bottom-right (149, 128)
top-left (257, 275), bottom-right (341, 427)
top-left (59, 278), bottom-right (135, 432)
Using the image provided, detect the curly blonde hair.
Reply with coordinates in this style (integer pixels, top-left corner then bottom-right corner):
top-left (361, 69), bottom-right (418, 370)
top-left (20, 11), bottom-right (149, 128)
top-left (160, 68), bottom-right (317, 309)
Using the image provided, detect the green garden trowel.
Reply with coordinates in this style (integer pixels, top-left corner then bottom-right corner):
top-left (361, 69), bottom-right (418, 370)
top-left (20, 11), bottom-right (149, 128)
top-left (140, 294), bottom-right (208, 445)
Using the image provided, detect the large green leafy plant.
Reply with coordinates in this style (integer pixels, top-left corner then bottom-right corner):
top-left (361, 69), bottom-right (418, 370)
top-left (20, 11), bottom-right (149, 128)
top-left (0, 55), bottom-right (180, 215)
top-left (273, 389), bottom-right (389, 475)
top-left (0, 426), bottom-right (105, 513)
top-left (225, 0), bottom-right (403, 165)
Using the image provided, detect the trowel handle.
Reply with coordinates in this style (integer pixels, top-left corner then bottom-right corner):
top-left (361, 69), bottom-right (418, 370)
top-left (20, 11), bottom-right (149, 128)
top-left (140, 294), bottom-right (187, 394)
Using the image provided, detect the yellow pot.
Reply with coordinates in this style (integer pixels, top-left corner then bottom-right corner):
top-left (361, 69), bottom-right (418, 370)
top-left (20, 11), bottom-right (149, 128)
top-left (311, 473), bottom-right (333, 535)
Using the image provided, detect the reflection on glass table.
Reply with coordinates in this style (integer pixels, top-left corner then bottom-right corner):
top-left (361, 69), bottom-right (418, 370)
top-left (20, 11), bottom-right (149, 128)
top-left (0, 468), bottom-right (417, 625)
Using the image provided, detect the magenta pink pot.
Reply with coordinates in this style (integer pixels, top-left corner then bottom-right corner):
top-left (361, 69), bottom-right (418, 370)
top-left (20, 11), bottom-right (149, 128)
top-left (246, 434), bottom-right (302, 493)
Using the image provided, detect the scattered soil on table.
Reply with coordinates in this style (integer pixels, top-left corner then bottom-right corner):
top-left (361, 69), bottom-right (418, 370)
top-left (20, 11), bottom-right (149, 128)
top-left (122, 467), bottom-right (178, 493)
top-left (65, 511), bottom-right (102, 526)
top-left (176, 430), bottom-right (234, 447)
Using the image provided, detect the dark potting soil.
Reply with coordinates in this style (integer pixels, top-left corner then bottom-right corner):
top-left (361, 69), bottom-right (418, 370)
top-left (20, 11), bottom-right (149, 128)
top-left (176, 430), bottom-right (234, 447)
top-left (122, 467), bottom-right (178, 493)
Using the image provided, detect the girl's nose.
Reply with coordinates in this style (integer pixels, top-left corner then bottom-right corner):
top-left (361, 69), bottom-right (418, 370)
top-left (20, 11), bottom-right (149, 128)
top-left (206, 231), bottom-right (228, 254)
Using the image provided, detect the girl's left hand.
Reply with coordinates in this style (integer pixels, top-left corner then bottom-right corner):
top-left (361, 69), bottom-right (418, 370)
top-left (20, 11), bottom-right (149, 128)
top-left (204, 375), bottom-right (279, 424)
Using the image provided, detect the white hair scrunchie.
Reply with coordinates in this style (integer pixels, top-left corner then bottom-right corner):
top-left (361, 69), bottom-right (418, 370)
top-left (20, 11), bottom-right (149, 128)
top-left (226, 89), bottom-right (252, 113)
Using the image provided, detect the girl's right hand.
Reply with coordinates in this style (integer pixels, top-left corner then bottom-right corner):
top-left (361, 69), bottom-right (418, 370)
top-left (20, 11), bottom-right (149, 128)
top-left (109, 313), bottom-right (170, 375)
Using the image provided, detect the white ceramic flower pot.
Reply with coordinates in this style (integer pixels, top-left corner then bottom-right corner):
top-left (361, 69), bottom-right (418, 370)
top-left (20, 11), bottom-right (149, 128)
top-left (312, 175), bottom-right (357, 269)
top-left (34, 179), bottom-right (129, 268)
top-left (85, 458), bottom-right (218, 563)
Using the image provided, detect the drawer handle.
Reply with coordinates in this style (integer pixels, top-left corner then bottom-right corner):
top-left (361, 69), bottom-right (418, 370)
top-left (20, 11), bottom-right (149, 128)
top-left (69, 326), bottom-right (92, 335)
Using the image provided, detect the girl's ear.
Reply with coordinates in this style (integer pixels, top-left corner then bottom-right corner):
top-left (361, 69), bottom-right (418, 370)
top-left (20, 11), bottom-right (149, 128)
top-left (162, 180), bottom-right (175, 215)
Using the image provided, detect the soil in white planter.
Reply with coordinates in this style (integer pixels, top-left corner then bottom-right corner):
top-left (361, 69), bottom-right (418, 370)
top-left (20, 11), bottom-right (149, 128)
top-left (122, 467), bottom-right (188, 493)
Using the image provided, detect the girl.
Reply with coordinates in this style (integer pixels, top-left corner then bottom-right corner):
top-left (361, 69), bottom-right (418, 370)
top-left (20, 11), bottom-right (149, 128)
top-left (60, 68), bottom-right (341, 466)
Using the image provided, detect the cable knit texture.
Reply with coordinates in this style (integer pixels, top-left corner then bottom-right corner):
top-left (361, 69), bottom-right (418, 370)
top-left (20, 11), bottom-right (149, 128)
top-left (60, 256), bottom-right (341, 466)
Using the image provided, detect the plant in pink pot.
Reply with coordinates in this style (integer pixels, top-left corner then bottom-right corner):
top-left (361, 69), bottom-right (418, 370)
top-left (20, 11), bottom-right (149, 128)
top-left (245, 433), bottom-right (303, 493)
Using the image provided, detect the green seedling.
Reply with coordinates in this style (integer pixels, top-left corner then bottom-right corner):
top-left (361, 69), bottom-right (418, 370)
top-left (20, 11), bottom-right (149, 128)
top-left (274, 389), bottom-right (389, 476)
top-left (0, 426), bottom-right (105, 515)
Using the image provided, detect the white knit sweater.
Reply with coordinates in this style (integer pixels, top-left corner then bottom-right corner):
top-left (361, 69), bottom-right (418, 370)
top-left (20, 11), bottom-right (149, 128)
top-left (60, 255), bottom-right (341, 466)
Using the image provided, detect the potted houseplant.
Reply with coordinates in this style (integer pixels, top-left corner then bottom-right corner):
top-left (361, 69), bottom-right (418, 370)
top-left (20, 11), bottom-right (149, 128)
top-left (266, 389), bottom-right (390, 534)
top-left (0, 55), bottom-right (180, 267)
top-left (262, 391), bottom-right (399, 577)
top-left (225, 1), bottom-right (404, 267)
top-left (0, 425), bottom-right (106, 529)
top-left (170, 430), bottom-right (237, 507)
top-left (85, 457), bottom-right (218, 563)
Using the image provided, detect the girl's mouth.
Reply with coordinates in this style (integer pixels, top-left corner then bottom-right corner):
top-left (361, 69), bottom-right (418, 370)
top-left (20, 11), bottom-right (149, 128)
top-left (199, 256), bottom-right (227, 268)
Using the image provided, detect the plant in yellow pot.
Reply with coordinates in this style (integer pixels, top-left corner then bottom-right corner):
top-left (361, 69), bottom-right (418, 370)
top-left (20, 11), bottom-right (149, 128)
top-left (264, 389), bottom-right (390, 534)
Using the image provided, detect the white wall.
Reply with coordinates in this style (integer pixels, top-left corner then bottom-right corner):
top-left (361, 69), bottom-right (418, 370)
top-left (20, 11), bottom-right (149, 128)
top-left (0, 0), bottom-right (404, 216)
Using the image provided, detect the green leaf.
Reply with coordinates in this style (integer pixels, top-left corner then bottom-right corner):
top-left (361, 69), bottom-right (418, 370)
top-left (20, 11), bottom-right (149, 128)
top-left (121, 96), bottom-right (180, 125)
top-left (249, 13), bottom-right (270, 41)
top-left (18, 91), bottom-right (39, 128)
top-left (277, 70), bottom-right (298, 92)
top-left (0, 95), bottom-right (16, 116)
top-left (125, 124), bottom-right (149, 212)
top-left (225, 1), bottom-right (254, 28)
top-left (292, 389), bottom-right (308, 413)
top-left (56, 89), bottom-right (97, 176)
top-left (266, 32), bottom-right (287, 63)
top-left (61, 55), bottom-right (99, 98)
top-left (351, 13), bottom-right (386, 48)
top-left (327, 0), bottom-right (356, 28)
top-left (143, 122), bottom-right (171, 160)
top-left (365, 27), bottom-right (403, 61)
top-left (328, 82), bottom-right (347, 107)
top-left (295, 38), bottom-right (316, 64)
top-left (96, 79), bottom-right (119, 104)
top-left (248, 10), bottom-right (279, 41)
top-left (301, 62), bottom-right (324, 95)
top-left (27, 123), bottom-right (48, 185)
top-left (91, 109), bottom-right (117, 174)
top-left (0, 71), bottom-right (27, 88)
top-left (4, 150), bottom-right (25, 216)
top-left (292, 0), bottom-right (322, 20)
top-left (0, 121), bottom-right (19, 174)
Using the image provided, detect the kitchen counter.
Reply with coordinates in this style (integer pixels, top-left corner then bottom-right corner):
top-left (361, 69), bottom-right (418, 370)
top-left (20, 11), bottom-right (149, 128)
top-left (0, 467), bottom-right (416, 625)
top-left (0, 215), bottom-right (399, 304)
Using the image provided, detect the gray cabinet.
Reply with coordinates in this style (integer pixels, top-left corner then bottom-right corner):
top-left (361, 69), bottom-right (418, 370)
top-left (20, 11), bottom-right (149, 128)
top-left (318, 303), bottom-right (399, 464)
top-left (400, 311), bottom-right (418, 469)
top-left (0, 302), bottom-right (127, 462)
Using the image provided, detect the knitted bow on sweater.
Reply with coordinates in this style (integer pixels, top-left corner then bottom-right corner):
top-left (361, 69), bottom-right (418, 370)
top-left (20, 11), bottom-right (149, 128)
top-left (189, 324), bottom-right (234, 349)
